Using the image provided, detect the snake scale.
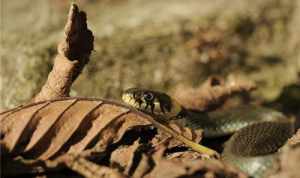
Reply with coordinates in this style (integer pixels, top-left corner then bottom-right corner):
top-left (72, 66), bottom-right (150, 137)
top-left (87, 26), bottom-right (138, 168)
top-left (122, 88), bottom-right (295, 178)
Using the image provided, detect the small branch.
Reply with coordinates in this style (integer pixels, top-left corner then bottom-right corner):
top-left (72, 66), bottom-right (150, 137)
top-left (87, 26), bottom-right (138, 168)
top-left (32, 3), bottom-right (94, 103)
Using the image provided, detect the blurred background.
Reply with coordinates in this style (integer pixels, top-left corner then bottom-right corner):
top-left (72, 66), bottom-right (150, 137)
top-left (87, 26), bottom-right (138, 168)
top-left (1, 0), bottom-right (299, 109)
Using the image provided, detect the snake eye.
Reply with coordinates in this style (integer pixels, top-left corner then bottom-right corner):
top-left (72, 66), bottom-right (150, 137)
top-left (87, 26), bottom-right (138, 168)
top-left (143, 92), bottom-right (154, 101)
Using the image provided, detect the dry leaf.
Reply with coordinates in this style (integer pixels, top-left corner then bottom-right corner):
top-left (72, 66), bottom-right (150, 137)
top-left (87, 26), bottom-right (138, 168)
top-left (166, 150), bottom-right (205, 161)
top-left (151, 122), bottom-right (203, 150)
top-left (287, 128), bottom-right (300, 146)
top-left (1, 97), bottom-right (205, 177)
top-left (173, 75), bottom-right (256, 111)
top-left (145, 156), bottom-right (248, 178)
top-left (267, 145), bottom-right (300, 178)
top-left (110, 140), bottom-right (141, 175)
top-left (61, 153), bottom-right (126, 178)
top-left (0, 98), bottom-right (152, 161)
top-left (110, 140), bottom-right (154, 178)
top-left (131, 153), bottom-right (153, 178)
top-left (268, 129), bottom-right (300, 178)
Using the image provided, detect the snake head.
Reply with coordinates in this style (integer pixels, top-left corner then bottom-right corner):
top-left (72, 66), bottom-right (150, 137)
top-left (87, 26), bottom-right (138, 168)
top-left (122, 88), bottom-right (220, 157)
top-left (122, 88), bottom-right (184, 119)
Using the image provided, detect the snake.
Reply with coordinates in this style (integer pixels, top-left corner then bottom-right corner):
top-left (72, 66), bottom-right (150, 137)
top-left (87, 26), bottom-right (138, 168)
top-left (122, 88), bottom-right (295, 178)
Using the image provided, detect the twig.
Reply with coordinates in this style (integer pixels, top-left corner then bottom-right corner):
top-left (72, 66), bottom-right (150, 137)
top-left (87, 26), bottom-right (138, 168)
top-left (32, 3), bottom-right (94, 103)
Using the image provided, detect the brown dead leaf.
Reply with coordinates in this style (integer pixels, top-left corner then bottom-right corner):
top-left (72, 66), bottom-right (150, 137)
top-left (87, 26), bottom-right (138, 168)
top-left (139, 143), bottom-right (246, 178)
top-left (108, 142), bottom-right (245, 178)
top-left (268, 129), bottom-right (300, 178)
top-left (152, 122), bottom-right (203, 150)
top-left (1, 153), bottom-right (64, 176)
top-left (166, 150), bottom-right (204, 161)
top-left (287, 128), bottom-right (300, 146)
top-left (61, 153), bottom-right (126, 178)
top-left (1, 97), bottom-right (206, 177)
top-left (110, 140), bottom-right (154, 178)
top-left (110, 140), bottom-right (141, 174)
top-left (173, 75), bottom-right (256, 111)
top-left (144, 156), bottom-right (248, 178)
top-left (0, 98), bottom-right (151, 161)
top-left (131, 153), bottom-right (153, 178)
top-left (270, 146), bottom-right (300, 178)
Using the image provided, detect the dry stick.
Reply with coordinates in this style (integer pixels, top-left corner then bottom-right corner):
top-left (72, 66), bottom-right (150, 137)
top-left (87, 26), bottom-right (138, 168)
top-left (32, 3), bottom-right (94, 103)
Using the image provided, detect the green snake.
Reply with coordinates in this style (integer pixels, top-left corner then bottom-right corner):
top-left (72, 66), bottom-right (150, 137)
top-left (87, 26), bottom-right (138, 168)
top-left (122, 88), bottom-right (295, 178)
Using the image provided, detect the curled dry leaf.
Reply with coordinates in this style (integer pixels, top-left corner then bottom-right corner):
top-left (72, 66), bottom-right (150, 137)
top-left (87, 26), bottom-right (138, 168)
top-left (173, 75), bottom-right (256, 111)
top-left (110, 140), bottom-right (142, 175)
top-left (132, 153), bottom-right (154, 178)
top-left (110, 140), bottom-right (154, 178)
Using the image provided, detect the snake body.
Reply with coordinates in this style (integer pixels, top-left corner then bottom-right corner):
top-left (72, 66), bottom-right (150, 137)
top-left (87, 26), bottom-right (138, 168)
top-left (122, 88), bottom-right (295, 178)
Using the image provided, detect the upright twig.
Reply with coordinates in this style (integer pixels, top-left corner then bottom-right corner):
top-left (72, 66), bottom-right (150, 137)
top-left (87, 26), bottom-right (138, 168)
top-left (32, 4), bottom-right (94, 103)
